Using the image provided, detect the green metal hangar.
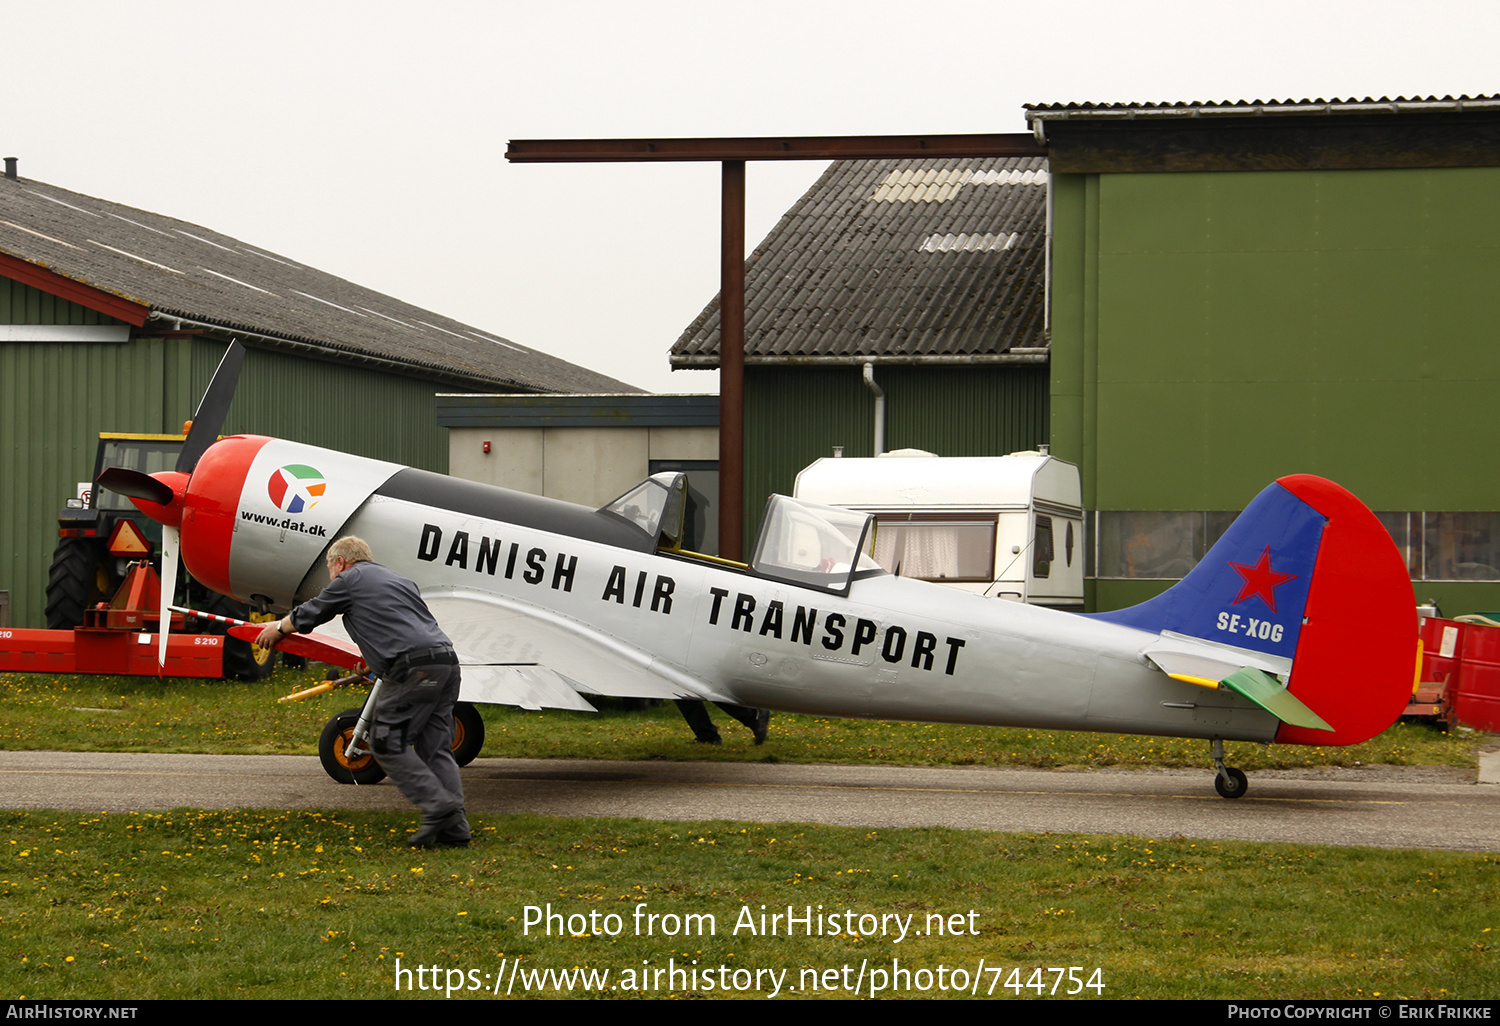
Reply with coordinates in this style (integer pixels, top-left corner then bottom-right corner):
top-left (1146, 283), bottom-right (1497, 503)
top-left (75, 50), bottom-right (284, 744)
top-left (1030, 95), bottom-right (1500, 615)
top-left (0, 165), bottom-right (634, 628)
top-left (670, 155), bottom-right (1052, 544)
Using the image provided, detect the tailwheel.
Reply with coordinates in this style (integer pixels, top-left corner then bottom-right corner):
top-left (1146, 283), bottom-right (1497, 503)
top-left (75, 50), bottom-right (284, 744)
top-left (319, 708), bottom-right (386, 785)
top-left (1210, 738), bottom-right (1248, 799)
top-left (1214, 766), bottom-right (1249, 799)
top-left (452, 702), bottom-right (484, 766)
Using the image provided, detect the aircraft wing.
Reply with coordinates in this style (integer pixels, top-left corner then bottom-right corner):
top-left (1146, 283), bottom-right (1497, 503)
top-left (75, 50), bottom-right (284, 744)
top-left (421, 588), bottom-right (713, 707)
top-left (1141, 632), bottom-right (1332, 731)
top-left (236, 621), bottom-right (600, 710)
top-left (417, 588), bottom-right (708, 708)
top-left (298, 588), bottom-right (709, 711)
top-left (456, 664), bottom-right (597, 713)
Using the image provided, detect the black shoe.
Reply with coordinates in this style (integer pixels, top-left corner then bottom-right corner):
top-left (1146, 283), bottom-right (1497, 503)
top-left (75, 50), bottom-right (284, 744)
top-left (693, 734), bottom-right (722, 745)
top-left (753, 709), bottom-right (771, 745)
top-left (409, 808), bottom-right (465, 848)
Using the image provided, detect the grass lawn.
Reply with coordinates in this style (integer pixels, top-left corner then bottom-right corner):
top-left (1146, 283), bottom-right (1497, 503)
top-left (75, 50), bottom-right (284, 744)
top-left (0, 666), bottom-right (1487, 772)
top-left (1, 668), bottom-right (1495, 1001)
top-left (2, 808), bottom-right (1495, 1000)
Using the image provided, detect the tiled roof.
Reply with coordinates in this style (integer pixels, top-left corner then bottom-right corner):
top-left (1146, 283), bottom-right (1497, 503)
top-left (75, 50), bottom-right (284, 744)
top-left (670, 156), bottom-right (1047, 365)
top-left (0, 174), bottom-right (639, 393)
top-left (1026, 95), bottom-right (1500, 121)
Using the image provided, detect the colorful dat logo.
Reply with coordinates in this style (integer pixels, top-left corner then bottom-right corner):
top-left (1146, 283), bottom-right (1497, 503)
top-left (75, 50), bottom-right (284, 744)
top-left (267, 464), bottom-right (326, 514)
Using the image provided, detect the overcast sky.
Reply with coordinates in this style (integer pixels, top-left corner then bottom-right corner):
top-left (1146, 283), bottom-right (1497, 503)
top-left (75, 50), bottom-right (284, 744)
top-left (8, 1), bottom-right (1499, 392)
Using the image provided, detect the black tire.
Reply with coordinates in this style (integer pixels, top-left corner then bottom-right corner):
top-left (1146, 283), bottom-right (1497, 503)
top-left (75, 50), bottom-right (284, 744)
top-left (45, 539), bottom-right (105, 629)
top-left (1214, 766), bottom-right (1249, 799)
top-left (319, 708), bottom-right (386, 785)
top-left (202, 592), bottom-right (275, 680)
top-left (452, 702), bottom-right (484, 766)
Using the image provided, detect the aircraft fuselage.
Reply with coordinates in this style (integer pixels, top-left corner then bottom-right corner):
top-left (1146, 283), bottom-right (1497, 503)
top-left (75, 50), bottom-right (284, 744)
top-left (312, 484), bottom-right (1280, 743)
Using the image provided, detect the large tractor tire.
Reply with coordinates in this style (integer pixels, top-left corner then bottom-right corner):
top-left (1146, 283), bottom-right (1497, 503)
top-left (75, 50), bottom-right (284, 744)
top-left (45, 539), bottom-right (107, 629)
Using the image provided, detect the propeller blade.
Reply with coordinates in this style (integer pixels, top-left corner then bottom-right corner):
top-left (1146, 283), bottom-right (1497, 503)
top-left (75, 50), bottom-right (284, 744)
top-left (158, 525), bottom-right (180, 668)
top-left (96, 467), bottom-right (175, 506)
top-left (177, 340), bottom-right (246, 474)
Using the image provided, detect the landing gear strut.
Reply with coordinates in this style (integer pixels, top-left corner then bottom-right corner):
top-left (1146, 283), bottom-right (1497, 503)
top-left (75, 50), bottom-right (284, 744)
top-left (1211, 738), bottom-right (1248, 799)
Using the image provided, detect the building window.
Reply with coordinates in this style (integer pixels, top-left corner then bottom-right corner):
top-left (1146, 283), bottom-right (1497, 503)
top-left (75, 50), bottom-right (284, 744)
top-left (1374, 512), bottom-right (1420, 578)
top-left (1421, 512), bottom-right (1500, 581)
top-left (1092, 510), bottom-right (1500, 582)
top-left (1093, 511), bottom-right (1237, 580)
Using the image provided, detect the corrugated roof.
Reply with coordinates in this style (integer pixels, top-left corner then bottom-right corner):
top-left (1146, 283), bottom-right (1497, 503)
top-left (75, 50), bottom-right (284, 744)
top-left (0, 174), bottom-right (639, 393)
top-left (670, 156), bottom-right (1047, 366)
top-left (1026, 95), bottom-right (1500, 121)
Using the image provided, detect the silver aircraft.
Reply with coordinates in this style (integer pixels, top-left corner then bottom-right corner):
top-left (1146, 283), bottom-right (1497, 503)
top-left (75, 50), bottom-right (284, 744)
top-left (100, 344), bottom-right (1418, 798)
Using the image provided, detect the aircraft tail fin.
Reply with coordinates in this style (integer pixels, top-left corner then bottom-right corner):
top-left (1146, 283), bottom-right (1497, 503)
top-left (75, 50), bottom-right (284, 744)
top-left (1091, 475), bottom-right (1417, 745)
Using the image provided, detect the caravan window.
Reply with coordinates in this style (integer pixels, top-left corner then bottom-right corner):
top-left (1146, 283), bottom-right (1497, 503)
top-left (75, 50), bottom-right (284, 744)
top-left (870, 513), bottom-right (997, 582)
top-left (1033, 516), bottom-right (1054, 579)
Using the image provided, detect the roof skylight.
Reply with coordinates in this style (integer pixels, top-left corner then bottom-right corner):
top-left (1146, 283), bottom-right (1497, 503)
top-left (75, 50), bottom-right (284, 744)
top-left (918, 232), bottom-right (1019, 253)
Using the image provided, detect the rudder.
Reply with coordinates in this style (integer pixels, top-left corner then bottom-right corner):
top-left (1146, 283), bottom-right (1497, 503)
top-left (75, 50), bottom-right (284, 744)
top-left (1091, 476), bottom-right (1415, 745)
top-left (1272, 475), bottom-right (1416, 746)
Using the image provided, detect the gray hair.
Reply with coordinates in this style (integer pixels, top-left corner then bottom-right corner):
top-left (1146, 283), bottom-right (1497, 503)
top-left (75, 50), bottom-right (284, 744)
top-left (327, 536), bottom-right (373, 565)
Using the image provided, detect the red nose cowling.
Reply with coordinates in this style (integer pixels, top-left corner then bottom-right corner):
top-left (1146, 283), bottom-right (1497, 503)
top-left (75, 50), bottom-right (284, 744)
top-left (128, 435), bottom-right (271, 600)
top-left (128, 471), bottom-right (190, 528)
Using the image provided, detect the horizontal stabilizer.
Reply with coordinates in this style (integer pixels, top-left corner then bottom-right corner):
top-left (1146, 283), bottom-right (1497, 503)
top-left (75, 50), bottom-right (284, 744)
top-left (1220, 667), bottom-right (1333, 732)
top-left (1143, 632), bottom-right (1331, 729)
top-left (1143, 632), bottom-right (1291, 687)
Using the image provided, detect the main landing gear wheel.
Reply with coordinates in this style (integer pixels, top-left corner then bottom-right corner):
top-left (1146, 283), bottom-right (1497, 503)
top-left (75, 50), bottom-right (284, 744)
top-left (319, 708), bottom-right (386, 785)
top-left (1210, 738), bottom-right (1248, 799)
top-left (319, 704), bottom-right (482, 783)
top-left (452, 702), bottom-right (484, 767)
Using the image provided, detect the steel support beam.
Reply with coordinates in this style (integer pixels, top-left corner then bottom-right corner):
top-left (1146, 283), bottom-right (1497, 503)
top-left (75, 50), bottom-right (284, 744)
top-left (505, 133), bottom-right (1050, 562)
top-left (507, 134), bottom-right (1045, 162)
top-left (718, 161), bottom-right (746, 559)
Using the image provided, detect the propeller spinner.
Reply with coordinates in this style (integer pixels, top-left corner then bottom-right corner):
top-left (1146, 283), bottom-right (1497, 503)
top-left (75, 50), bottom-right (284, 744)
top-left (95, 341), bottom-right (247, 667)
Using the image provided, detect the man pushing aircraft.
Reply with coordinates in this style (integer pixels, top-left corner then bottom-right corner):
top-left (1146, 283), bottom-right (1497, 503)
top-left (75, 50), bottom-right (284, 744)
top-left (257, 536), bottom-right (469, 848)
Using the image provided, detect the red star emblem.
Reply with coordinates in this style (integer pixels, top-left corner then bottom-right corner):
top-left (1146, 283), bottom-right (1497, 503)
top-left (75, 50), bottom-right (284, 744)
top-left (1228, 546), bottom-right (1297, 612)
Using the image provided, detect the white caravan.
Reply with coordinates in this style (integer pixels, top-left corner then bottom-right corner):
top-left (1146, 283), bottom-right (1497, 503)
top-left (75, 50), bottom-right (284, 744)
top-left (794, 449), bottom-right (1084, 609)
